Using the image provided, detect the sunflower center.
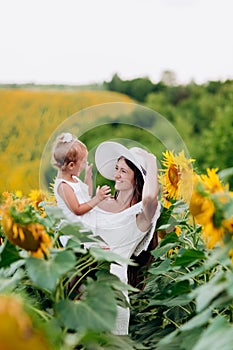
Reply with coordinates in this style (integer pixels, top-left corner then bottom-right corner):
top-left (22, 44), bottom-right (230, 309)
top-left (168, 166), bottom-right (179, 187)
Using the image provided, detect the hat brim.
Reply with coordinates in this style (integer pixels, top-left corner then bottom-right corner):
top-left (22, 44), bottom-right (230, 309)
top-left (95, 141), bottom-right (145, 180)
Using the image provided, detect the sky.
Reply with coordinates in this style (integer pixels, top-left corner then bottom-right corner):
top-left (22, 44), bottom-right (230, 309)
top-left (1, 0), bottom-right (233, 85)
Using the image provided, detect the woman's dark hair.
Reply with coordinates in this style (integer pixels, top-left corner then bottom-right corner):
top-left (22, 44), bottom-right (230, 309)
top-left (128, 233), bottom-right (158, 289)
top-left (114, 156), bottom-right (158, 289)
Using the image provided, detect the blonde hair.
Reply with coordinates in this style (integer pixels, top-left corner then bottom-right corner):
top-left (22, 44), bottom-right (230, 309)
top-left (51, 133), bottom-right (87, 171)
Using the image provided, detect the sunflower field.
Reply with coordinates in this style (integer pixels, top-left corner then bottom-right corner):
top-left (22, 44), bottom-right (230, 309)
top-left (0, 89), bottom-right (133, 194)
top-left (1, 147), bottom-right (233, 349)
top-left (1, 86), bottom-right (233, 349)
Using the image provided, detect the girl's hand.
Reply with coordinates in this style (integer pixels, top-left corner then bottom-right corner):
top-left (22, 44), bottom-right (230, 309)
top-left (85, 163), bottom-right (93, 178)
top-left (96, 185), bottom-right (111, 201)
top-left (84, 163), bottom-right (93, 183)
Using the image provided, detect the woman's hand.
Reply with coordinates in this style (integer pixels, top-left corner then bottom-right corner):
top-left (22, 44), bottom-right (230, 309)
top-left (134, 148), bottom-right (157, 165)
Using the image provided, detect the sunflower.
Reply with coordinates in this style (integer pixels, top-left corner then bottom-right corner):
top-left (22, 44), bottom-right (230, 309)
top-left (200, 168), bottom-right (228, 194)
top-left (221, 191), bottom-right (233, 234)
top-left (189, 171), bottom-right (232, 249)
top-left (159, 150), bottom-right (195, 205)
top-left (28, 189), bottom-right (47, 210)
top-left (159, 150), bottom-right (179, 200)
top-left (158, 173), bottom-right (173, 209)
top-left (28, 189), bottom-right (56, 216)
top-left (0, 193), bottom-right (51, 258)
top-left (190, 192), bottom-right (225, 249)
top-left (223, 216), bottom-right (233, 234)
top-left (201, 221), bottom-right (225, 249)
top-left (0, 294), bottom-right (53, 349)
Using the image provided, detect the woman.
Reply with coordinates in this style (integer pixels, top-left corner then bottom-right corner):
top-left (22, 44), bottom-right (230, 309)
top-left (93, 141), bottom-right (161, 335)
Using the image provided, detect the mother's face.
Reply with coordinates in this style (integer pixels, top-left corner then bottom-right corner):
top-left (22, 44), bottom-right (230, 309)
top-left (114, 158), bottom-right (135, 191)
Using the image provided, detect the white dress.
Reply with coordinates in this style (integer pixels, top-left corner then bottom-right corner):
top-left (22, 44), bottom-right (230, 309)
top-left (94, 202), bottom-right (161, 335)
top-left (53, 176), bottom-right (97, 244)
top-left (53, 176), bottom-right (161, 335)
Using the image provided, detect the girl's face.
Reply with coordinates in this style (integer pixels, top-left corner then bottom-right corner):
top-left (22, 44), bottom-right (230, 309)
top-left (114, 158), bottom-right (135, 191)
top-left (69, 148), bottom-right (88, 176)
top-left (76, 150), bottom-right (88, 175)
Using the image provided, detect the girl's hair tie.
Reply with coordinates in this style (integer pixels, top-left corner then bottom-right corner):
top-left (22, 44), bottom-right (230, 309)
top-left (61, 132), bottom-right (76, 143)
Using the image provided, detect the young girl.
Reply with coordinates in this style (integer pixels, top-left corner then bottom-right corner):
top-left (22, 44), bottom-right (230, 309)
top-left (52, 132), bottom-right (111, 233)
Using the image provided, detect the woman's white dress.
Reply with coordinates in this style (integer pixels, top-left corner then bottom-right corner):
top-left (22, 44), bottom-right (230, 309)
top-left (54, 176), bottom-right (161, 335)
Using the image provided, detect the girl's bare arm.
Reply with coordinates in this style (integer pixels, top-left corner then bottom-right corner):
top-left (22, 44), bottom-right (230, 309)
top-left (58, 182), bottom-right (111, 215)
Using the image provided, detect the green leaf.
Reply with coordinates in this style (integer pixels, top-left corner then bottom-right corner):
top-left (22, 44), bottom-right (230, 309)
top-left (44, 205), bottom-right (65, 220)
top-left (26, 250), bottom-right (76, 292)
top-left (168, 280), bottom-right (191, 297)
top-left (56, 281), bottom-right (117, 332)
top-left (193, 316), bottom-right (233, 350)
top-left (193, 271), bottom-right (228, 312)
top-left (59, 223), bottom-right (94, 243)
top-left (156, 327), bottom-right (203, 350)
top-left (218, 167), bottom-right (233, 183)
top-left (151, 243), bottom-right (177, 259)
top-left (160, 231), bottom-right (180, 246)
top-left (0, 239), bottom-right (21, 267)
top-left (65, 237), bottom-right (87, 252)
top-left (157, 224), bottom-right (173, 230)
top-left (172, 249), bottom-right (205, 267)
top-left (175, 265), bottom-right (206, 281)
top-left (149, 294), bottom-right (192, 307)
top-left (0, 268), bottom-right (24, 293)
top-left (180, 309), bottom-right (212, 331)
top-left (149, 258), bottom-right (171, 275)
top-left (224, 200), bottom-right (233, 219)
top-left (90, 246), bottom-right (132, 265)
top-left (96, 270), bottom-right (138, 292)
top-left (67, 329), bottom-right (140, 350)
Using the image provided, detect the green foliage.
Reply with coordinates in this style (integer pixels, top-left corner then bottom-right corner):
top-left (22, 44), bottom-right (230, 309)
top-left (104, 74), bottom-right (165, 102)
top-left (26, 250), bottom-right (77, 292)
top-left (0, 204), bottom-right (140, 349)
top-left (104, 76), bottom-right (233, 188)
top-left (129, 201), bottom-right (233, 350)
top-left (56, 279), bottom-right (117, 332)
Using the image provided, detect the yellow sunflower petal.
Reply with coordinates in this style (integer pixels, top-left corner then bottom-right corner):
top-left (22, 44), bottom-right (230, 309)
top-left (18, 226), bottom-right (25, 242)
top-left (12, 223), bottom-right (19, 239)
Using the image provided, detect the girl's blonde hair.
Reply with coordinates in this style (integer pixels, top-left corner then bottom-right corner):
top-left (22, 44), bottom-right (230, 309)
top-left (51, 133), bottom-right (87, 171)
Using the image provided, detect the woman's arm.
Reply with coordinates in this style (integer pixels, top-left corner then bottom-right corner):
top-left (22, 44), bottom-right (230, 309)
top-left (58, 182), bottom-right (111, 215)
top-left (136, 150), bottom-right (159, 231)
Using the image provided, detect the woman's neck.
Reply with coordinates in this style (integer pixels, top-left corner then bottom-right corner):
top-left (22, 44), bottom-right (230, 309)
top-left (117, 189), bottom-right (135, 207)
top-left (98, 189), bottom-right (137, 213)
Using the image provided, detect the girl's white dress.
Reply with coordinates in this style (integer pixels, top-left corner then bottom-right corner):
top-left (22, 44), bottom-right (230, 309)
top-left (54, 176), bottom-right (161, 335)
top-left (54, 176), bottom-right (97, 241)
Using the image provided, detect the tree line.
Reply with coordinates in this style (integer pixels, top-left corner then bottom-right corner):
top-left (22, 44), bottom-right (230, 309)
top-left (104, 73), bottom-right (233, 188)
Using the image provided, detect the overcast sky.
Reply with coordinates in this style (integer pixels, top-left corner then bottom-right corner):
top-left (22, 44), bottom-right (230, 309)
top-left (1, 0), bottom-right (233, 85)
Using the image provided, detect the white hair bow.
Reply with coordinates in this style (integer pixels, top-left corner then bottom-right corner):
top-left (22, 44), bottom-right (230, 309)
top-left (62, 133), bottom-right (74, 143)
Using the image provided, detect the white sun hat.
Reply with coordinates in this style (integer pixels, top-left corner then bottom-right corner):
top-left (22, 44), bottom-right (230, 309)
top-left (95, 141), bottom-right (147, 180)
